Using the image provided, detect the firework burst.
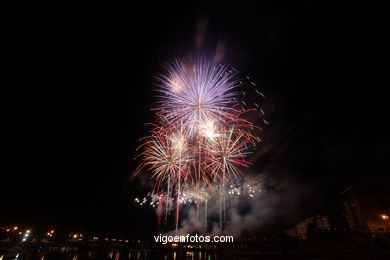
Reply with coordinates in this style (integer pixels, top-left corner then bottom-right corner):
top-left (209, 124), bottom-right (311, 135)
top-left (135, 58), bottom-right (265, 232)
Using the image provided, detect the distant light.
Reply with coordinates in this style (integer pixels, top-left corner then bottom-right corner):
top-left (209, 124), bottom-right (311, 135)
top-left (73, 234), bottom-right (78, 239)
top-left (13, 226), bottom-right (18, 231)
top-left (6, 229), bottom-right (10, 232)
top-left (381, 214), bottom-right (389, 220)
top-left (26, 230), bottom-right (31, 234)
top-left (22, 238), bottom-right (26, 242)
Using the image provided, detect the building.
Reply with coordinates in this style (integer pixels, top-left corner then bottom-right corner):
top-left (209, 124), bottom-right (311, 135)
top-left (316, 215), bottom-right (332, 230)
top-left (295, 217), bottom-right (313, 240)
top-left (287, 215), bottom-right (331, 240)
top-left (339, 183), bottom-right (390, 233)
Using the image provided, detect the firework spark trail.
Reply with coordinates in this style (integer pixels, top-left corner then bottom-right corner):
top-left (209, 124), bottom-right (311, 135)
top-left (157, 194), bottom-right (164, 230)
top-left (156, 59), bottom-right (240, 137)
top-left (135, 58), bottom-right (264, 232)
top-left (134, 179), bottom-right (264, 208)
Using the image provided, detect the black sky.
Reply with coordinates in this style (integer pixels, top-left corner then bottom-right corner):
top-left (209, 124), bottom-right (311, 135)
top-left (1, 2), bottom-right (387, 239)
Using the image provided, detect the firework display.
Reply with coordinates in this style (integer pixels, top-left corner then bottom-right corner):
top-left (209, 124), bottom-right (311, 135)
top-left (135, 58), bottom-right (265, 232)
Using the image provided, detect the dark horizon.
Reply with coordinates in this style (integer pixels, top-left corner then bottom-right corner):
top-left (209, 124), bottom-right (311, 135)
top-left (1, 3), bottom-right (387, 239)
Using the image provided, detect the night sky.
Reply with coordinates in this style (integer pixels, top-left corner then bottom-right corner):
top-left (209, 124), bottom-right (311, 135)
top-left (1, 3), bottom-right (387, 239)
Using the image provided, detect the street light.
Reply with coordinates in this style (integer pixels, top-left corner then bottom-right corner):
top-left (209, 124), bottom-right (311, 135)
top-left (380, 214), bottom-right (389, 220)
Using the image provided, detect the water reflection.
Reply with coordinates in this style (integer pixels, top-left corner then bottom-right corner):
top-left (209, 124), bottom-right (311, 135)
top-left (0, 250), bottom-right (218, 260)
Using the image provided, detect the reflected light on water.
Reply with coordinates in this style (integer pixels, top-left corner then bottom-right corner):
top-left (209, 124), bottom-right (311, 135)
top-left (0, 249), bottom-right (223, 260)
